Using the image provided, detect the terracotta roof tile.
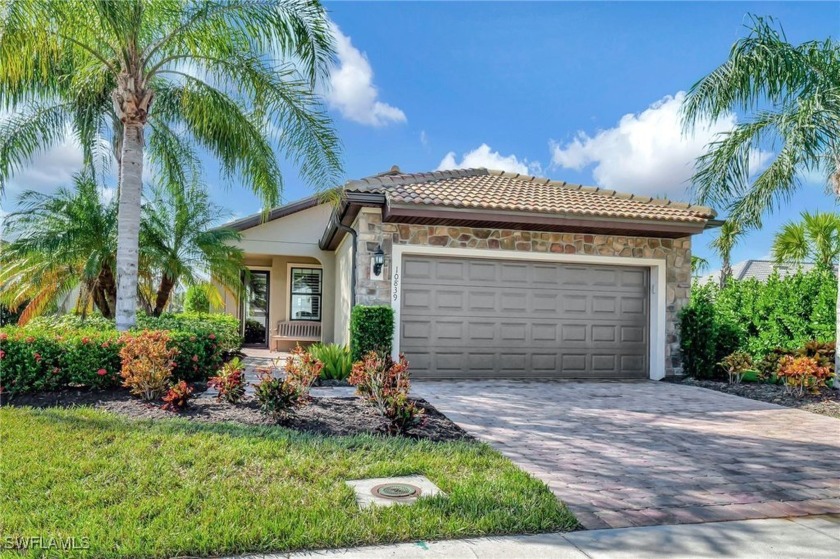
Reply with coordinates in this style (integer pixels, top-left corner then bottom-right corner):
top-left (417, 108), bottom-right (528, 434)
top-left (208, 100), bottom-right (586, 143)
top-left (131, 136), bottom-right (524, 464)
top-left (345, 168), bottom-right (715, 223)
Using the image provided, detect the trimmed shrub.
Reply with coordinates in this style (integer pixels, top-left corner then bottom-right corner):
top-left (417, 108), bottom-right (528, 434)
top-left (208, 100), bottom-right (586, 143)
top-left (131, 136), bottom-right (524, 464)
top-left (0, 320), bottom-right (227, 394)
top-left (681, 270), bottom-right (836, 378)
top-left (678, 286), bottom-right (718, 379)
top-left (183, 285), bottom-right (211, 314)
top-left (350, 305), bottom-right (395, 361)
top-left (308, 343), bottom-right (352, 380)
top-left (119, 330), bottom-right (176, 401)
top-left (0, 327), bottom-right (121, 394)
top-left (137, 313), bottom-right (241, 354)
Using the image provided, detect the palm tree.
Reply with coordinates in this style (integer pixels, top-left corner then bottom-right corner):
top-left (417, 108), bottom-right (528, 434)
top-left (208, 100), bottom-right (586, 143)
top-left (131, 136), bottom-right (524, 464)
top-left (772, 211), bottom-right (840, 270)
top-left (681, 15), bottom-right (840, 381)
top-left (0, 0), bottom-right (342, 330)
top-left (709, 219), bottom-right (743, 288)
top-left (140, 184), bottom-right (245, 316)
top-left (0, 172), bottom-right (118, 323)
top-left (691, 255), bottom-right (710, 278)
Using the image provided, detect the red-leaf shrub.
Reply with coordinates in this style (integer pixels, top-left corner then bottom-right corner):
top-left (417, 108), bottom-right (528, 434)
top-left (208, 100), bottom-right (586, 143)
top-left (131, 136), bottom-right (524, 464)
top-left (777, 355), bottom-right (832, 397)
top-left (253, 346), bottom-right (322, 418)
top-left (119, 330), bottom-right (177, 401)
top-left (161, 380), bottom-right (194, 411)
top-left (349, 351), bottom-right (424, 434)
top-left (208, 357), bottom-right (246, 403)
top-left (719, 351), bottom-right (753, 384)
top-left (283, 345), bottom-right (322, 402)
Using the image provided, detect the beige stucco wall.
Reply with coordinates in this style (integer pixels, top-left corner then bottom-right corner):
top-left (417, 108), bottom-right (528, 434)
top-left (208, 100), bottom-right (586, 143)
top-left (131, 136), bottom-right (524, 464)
top-left (333, 234), bottom-right (353, 347)
top-left (218, 203), bottom-right (336, 347)
top-left (349, 207), bottom-right (692, 377)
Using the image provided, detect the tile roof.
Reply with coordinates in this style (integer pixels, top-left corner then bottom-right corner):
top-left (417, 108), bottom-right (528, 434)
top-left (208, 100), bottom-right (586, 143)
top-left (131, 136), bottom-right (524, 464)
top-left (700, 260), bottom-right (829, 284)
top-left (345, 168), bottom-right (716, 223)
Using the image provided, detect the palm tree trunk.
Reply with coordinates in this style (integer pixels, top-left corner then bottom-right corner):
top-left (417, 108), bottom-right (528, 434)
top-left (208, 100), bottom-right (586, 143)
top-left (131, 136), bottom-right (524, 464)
top-left (153, 274), bottom-right (176, 317)
top-left (115, 122), bottom-right (145, 330)
top-left (720, 253), bottom-right (731, 289)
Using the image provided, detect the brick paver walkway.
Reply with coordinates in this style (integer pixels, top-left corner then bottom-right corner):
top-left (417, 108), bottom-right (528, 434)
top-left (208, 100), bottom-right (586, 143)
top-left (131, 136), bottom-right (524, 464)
top-left (413, 380), bottom-right (840, 529)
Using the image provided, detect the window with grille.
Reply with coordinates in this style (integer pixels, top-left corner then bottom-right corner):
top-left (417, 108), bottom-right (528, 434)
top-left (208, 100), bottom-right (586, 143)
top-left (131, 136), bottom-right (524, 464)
top-left (290, 267), bottom-right (322, 321)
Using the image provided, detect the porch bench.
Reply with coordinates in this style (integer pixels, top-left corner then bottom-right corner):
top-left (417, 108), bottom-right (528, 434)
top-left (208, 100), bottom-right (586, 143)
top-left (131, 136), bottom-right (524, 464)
top-left (271, 320), bottom-right (321, 350)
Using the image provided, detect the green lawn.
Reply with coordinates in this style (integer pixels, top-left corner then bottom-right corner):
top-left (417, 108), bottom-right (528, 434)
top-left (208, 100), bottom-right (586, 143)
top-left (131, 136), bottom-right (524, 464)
top-left (0, 407), bottom-right (576, 558)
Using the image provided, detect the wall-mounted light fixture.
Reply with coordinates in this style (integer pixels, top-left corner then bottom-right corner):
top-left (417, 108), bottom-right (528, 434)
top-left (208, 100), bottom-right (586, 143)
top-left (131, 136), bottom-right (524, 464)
top-left (372, 245), bottom-right (385, 277)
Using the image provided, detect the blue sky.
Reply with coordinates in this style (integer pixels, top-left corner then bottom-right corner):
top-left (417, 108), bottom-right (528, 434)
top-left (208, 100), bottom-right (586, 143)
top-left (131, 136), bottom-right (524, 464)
top-left (3, 1), bottom-right (838, 270)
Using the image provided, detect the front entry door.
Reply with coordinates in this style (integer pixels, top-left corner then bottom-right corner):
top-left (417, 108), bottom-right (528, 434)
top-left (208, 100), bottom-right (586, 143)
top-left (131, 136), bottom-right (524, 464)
top-left (242, 270), bottom-right (270, 347)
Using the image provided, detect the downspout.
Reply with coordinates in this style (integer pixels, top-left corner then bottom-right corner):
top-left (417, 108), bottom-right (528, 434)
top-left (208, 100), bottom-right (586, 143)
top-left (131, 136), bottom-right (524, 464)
top-left (335, 221), bottom-right (358, 309)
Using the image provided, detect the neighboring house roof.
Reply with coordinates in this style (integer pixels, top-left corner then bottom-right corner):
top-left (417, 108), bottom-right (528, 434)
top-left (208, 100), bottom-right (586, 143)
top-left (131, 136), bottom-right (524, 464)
top-left (699, 259), bottom-right (827, 284)
top-left (346, 168), bottom-right (716, 224)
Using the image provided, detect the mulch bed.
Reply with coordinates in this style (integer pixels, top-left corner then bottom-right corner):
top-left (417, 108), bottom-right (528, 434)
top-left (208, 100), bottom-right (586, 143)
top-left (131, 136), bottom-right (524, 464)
top-left (0, 386), bottom-right (472, 442)
top-left (680, 378), bottom-right (840, 419)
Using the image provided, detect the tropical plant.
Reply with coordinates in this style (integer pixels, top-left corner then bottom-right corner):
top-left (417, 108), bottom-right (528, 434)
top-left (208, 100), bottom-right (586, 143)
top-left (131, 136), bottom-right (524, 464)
top-left (682, 15), bottom-right (840, 379)
top-left (349, 351), bottom-right (424, 434)
top-left (777, 355), bottom-right (832, 397)
top-left (709, 219), bottom-right (743, 288)
top-left (183, 285), bottom-right (211, 314)
top-left (772, 211), bottom-right (840, 271)
top-left (161, 380), bottom-right (194, 411)
top-left (690, 255), bottom-right (710, 278)
top-left (282, 344), bottom-right (322, 399)
top-left (0, 172), bottom-right (118, 323)
top-left (719, 351), bottom-right (753, 384)
top-left (208, 356), bottom-right (246, 403)
top-left (308, 342), bottom-right (353, 380)
top-left (118, 330), bottom-right (176, 401)
top-left (139, 184), bottom-right (244, 316)
top-left (0, 0), bottom-right (343, 331)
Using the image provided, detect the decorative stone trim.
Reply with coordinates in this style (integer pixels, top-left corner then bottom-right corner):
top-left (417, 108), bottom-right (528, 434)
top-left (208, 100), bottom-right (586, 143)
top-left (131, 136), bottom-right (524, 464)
top-left (351, 208), bottom-right (691, 376)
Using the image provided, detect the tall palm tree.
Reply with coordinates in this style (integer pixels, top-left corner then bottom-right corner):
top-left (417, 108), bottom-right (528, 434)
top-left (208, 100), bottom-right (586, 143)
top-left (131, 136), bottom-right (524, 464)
top-left (772, 211), bottom-right (840, 270)
top-left (709, 219), bottom-right (742, 288)
top-left (140, 183), bottom-right (245, 316)
top-left (682, 15), bottom-right (840, 381)
top-left (0, 172), bottom-right (118, 323)
top-left (0, 0), bottom-right (342, 330)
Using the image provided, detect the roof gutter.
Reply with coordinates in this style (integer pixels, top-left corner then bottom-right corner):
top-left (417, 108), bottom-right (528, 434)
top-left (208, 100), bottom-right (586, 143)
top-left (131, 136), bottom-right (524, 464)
top-left (704, 219), bottom-right (725, 230)
top-left (318, 191), bottom-right (386, 250)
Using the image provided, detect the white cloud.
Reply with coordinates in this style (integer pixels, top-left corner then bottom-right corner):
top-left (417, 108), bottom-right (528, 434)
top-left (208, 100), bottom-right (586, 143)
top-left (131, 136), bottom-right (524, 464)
top-left (437, 143), bottom-right (542, 176)
top-left (325, 24), bottom-right (406, 127)
top-left (419, 130), bottom-right (429, 147)
top-left (550, 91), bottom-right (770, 198)
top-left (3, 139), bottom-right (85, 197)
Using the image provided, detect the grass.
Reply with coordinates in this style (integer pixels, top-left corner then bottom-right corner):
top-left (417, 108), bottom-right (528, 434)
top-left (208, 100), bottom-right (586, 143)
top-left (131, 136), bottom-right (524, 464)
top-left (0, 407), bottom-right (576, 558)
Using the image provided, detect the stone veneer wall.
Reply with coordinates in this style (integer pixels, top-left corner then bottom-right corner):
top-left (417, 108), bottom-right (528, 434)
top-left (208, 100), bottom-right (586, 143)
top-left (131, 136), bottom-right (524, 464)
top-left (352, 207), bottom-right (692, 376)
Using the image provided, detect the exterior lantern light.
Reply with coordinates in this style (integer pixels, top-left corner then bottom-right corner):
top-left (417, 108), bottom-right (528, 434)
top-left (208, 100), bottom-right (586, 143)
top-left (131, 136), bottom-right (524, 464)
top-left (372, 245), bottom-right (385, 276)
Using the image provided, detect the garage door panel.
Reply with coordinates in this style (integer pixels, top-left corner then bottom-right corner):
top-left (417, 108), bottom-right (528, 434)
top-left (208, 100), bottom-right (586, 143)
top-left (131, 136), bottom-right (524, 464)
top-left (400, 255), bottom-right (649, 379)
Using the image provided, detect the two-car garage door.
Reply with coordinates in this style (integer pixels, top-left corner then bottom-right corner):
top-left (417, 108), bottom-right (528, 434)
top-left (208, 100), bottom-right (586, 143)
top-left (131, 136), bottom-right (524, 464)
top-left (398, 255), bottom-right (650, 379)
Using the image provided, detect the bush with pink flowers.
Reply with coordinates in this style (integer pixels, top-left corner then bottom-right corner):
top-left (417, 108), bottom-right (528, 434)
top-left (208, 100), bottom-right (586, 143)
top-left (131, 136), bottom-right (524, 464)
top-left (0, 320), bottom-right (227, 394)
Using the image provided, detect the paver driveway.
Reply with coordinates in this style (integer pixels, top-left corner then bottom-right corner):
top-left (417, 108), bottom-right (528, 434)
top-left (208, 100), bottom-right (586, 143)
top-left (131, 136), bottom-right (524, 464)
top-left (413, 380), bottom-right (840, 530)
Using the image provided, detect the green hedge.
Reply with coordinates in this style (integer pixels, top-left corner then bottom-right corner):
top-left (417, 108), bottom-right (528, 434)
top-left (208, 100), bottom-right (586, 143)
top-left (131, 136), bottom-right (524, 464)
top-left (28, 312), bottom-right (241, 354)
top-left (350, 305), bottom-right (395, 361)
top-left (0, 317), bottom-right (232, 394)
top-left (680, 269), bottom-right (836, 379)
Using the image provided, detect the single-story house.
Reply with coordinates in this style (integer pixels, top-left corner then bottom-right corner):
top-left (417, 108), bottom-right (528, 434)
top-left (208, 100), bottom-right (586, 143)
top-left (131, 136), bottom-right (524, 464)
top-left (220, 167), bottom-right (719, 380)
